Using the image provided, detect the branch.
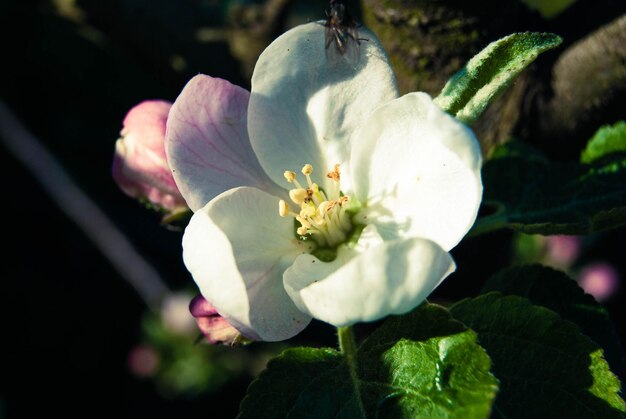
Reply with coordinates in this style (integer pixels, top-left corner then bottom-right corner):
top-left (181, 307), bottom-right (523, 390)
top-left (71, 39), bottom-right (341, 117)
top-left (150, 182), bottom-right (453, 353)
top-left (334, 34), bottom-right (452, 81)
top-left (0, 101), bottom-right (171, 311)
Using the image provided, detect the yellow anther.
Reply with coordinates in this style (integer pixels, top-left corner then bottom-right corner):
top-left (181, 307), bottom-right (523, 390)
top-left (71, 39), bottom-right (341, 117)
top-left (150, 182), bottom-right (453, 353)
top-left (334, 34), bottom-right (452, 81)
top-left (278, 200), bottom-right (290, 217)
top-left (301, 188), bottom-right (313, 204)
top-left (300, 205), bottom-right (316, 218)
top-left (318, 201), bottom-right (335, 214)
top-left (284, 171), bottom-right (296, 182)
top-left (289, 188), bottom-right (308, 205)
top-left (279, 163), bottom-right (353, 248)
top-left (296, 215), bottom-right (311, 228)
top-left (326, 164), bottom-right (341, 182)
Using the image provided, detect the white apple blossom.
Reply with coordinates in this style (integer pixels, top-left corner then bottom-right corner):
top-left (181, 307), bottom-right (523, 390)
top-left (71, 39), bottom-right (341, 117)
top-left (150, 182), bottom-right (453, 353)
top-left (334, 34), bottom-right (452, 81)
top-left (165, 23), bottom-right (482, 342)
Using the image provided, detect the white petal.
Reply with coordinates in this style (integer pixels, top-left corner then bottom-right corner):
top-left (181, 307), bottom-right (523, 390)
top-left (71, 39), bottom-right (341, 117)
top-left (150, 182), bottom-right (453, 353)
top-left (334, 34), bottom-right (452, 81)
top-left (351, 92), bottom-right (483, 251)
top-left (183, 187), bottom-right (313, 341)
top-left (248, 22), bottom-right (398, 190)
top-left (283, 237), bottom-right (455, 327)
top-left (166, 75), bottom-right (282, 211)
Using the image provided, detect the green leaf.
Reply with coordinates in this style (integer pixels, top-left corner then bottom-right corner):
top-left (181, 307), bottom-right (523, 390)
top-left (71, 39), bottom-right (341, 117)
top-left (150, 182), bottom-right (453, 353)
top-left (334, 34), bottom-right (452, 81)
top-left (238, 347), bottom-right (344, 418)
top-left (581, 121), bottom-right (626, 164)
top-left (434, 32), bottom-right (562, 125)
top-left (239, 303), bottom-right (498, 418)
top-left (474, 141), bottom-right (626, 235)
top-left (450, 293), bottom-right (626, 418)
top-left (482, 264), bottom-right (626, 380)
top-left (357, 303), bottom-right (498, 418)
top-left (520, 0), bottom-right (577, 19)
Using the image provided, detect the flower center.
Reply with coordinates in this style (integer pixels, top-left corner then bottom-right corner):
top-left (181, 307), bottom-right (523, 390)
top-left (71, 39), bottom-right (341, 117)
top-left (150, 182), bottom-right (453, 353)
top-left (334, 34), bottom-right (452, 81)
top-left (278, 163), bottom-right (355, 248)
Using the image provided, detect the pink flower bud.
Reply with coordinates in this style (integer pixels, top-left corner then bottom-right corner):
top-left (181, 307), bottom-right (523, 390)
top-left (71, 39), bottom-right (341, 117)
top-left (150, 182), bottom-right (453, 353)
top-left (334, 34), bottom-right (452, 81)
top-left (112, 100), bottom-right (186, 211)
top-left (545, 235), bottom-right (581, 268)
top-left (578, 262), bottom-right (620, 302)
top-left (189, 295), bottom-right (242, 345)
top-left (127, 344), bottom-right (160, 378)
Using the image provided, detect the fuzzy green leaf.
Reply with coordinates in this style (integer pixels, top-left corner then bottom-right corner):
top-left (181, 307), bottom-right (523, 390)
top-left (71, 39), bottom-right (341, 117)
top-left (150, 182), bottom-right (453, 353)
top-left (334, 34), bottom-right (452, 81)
top-left (238, 347), bottom-right (344, 418)
top-left (239, 303), bottom-right (498, 418)
top-left (434, 32), bottom-right (561, 124)
top-left (356, 303), bottom-right (498, 418)
top-left (482, 264), bottom-right (626, 380)
top-left (450, 293), bottom-right (626, 418)
top-left (521, 0), bottom-right (577, 19)
top-left (581, 121), bottom-right (626, 164)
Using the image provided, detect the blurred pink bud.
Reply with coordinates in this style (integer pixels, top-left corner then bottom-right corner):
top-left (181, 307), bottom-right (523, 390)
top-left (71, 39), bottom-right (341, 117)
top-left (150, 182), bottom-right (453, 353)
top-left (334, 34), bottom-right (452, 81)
top-left (545, 235), bottom-right (581, 268)
top-left (189, 295), bottom-right (242, 345)
top-left (128, 344), bottom-right (160, 378)
top-left (578, 262), bottom-right (620, 302)
top-left (112, 100), bottom-right (187, 211)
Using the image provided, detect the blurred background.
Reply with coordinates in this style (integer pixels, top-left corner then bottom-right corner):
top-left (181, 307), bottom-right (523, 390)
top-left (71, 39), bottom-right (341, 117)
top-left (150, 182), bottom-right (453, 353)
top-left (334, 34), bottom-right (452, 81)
top-left (1, 0), bottom-right (624, 417)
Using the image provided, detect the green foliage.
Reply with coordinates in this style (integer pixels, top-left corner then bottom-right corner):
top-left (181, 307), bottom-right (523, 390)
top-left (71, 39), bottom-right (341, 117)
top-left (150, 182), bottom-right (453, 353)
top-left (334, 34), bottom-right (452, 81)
top-left (476, 141), bottom-right (626, 235)
top-left (239, 303), bottom-right (498, 418)
top-left (357, 303), bottom-right (498, 418)
top-left (450, 293), bottom-right (626, 418)
top-left (510, 233), bottom-right (545, 264)
top-left (434, 32), bottom-right (562, 124)
top-left (581, 121), bottom-right (626, 164)
top-left (141, 315), bottom-right (242, 396)
top-left (482, 264), bottom-right (626, 379)
top-left (521, 0), bottom-right (577, 18)
top-left (238, 348), bottom-right (345, 418)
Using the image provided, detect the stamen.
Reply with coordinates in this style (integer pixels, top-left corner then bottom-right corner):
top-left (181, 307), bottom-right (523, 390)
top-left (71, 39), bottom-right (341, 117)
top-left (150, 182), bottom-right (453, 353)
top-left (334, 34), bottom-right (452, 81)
top-left (281, 163), bottom-right (354, 248)
top-left (300, 205), bottom-right (316, 218)
top-left (318, 201), bottom-right (331, 214)
top-left (289, 188), bottom-right (308, 205)
top-left (284, 171), bottom-right (296, 182)
top-left (322, 200), bottom-right (338, 214)
top-left (302, 164), bottom-right (316, 192)
top-left (278, 200), bottom-right (290, 217)
top-left (326, 164), bottom-right (341, 182)
top-left (296, 215), bottom-right (311, 228)
top-left (284, 170), bottom-right (304, 189)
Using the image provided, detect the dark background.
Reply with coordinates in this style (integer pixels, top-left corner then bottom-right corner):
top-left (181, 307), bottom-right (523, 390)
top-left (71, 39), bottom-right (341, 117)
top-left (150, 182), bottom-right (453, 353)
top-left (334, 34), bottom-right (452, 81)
top-left (1, 1), bottom-right (624, 417)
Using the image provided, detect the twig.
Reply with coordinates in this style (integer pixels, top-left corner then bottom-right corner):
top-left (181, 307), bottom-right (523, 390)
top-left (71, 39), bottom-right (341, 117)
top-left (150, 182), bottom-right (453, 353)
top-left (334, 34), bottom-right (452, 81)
top-left (0, 100), bottom-right (171, 311)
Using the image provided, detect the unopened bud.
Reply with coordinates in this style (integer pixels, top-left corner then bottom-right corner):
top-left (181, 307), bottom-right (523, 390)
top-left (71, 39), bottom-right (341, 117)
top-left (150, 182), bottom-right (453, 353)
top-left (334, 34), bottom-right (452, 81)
top-left (112, 100), bottom-right (187, 212)
top-left (189, 295), bottom-right (244, 345)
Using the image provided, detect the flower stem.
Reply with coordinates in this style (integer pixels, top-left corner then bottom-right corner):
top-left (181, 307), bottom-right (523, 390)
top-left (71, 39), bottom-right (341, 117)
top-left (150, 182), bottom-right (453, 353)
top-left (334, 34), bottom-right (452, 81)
top-left (337, 326), bottom-right (366, 418)
top-left (338, 326), bottom-right (358, 361)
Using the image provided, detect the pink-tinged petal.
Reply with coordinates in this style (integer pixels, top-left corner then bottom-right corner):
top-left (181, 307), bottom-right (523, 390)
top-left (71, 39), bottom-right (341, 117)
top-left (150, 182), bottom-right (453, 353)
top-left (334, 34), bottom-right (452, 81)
top-left (248, 22), bottom-right (398, 191)
top-left (112, 100), bottom-right (186, 211)
top-left (189, 294), bottom-right (219, 317)
top-left (183, 187), bottom-right (313, 341)
top-left (166, 75), bottom-right (283, 211)
top-left (189, 295), bottom-right (242, 345)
